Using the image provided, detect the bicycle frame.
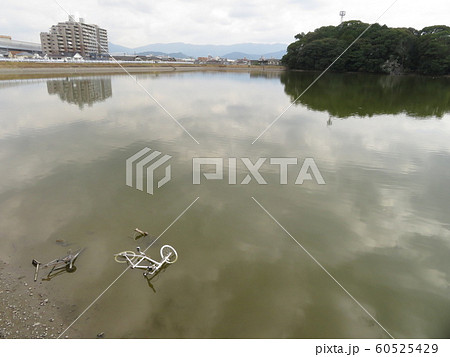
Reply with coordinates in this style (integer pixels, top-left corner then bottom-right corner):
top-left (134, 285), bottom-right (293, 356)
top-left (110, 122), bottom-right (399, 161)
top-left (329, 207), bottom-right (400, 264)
top-left (117, 246), bottom-right (177, 276)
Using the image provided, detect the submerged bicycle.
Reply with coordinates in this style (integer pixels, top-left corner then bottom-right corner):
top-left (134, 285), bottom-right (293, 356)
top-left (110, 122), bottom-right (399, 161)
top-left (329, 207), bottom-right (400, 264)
top-left (114, 245), bottom-right (178, 276)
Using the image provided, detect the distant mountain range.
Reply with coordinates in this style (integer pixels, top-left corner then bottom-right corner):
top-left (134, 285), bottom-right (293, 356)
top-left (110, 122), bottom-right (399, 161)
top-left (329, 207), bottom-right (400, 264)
top-left (137, 51), bottom-right (191, 59)
top-left (108, 42), bottom-right (287, 60)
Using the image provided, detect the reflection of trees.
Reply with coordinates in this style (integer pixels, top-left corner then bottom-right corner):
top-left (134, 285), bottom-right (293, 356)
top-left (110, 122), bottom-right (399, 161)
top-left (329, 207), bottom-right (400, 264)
top-left (280, 71), bottom-right (450, 118)
top-left (249, 71), bottom-right (283, 80)
top-left (47, 77), bottom-right (112, 109)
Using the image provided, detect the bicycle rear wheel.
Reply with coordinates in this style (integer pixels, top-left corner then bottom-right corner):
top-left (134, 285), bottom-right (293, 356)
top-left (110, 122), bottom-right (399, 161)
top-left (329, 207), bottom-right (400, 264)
top-left (114, 251), bottom-right (138, 264)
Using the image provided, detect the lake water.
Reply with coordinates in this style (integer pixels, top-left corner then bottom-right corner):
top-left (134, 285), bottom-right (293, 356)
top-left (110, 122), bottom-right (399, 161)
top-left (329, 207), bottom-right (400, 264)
top-left (0, 70), bottom-right (449, 338)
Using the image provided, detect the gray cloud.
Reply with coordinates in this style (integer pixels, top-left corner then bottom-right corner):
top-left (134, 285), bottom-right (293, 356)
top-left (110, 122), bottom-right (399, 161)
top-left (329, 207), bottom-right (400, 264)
top-left (0, 1), bottom-right (448, 46)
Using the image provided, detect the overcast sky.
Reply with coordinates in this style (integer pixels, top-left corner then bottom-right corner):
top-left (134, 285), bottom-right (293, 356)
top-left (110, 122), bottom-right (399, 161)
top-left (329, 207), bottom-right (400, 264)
top-left (1, 0), bottom-right (449, 47)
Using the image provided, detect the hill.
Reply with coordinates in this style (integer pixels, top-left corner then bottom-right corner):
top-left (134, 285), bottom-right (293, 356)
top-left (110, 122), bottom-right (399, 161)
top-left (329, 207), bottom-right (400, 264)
top-left (108, 43), bottom-right (132, 54)
top-left (137, 51), bottom-right (190, 59)
top-left (108, 42), bottom-right (287, 59)
top-left (223, 50), bottom-right (286, 60)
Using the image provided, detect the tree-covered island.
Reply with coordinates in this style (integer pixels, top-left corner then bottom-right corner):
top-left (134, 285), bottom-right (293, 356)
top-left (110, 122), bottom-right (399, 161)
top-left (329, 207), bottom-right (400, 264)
top-left (282, 21), bottom-right (450, 76)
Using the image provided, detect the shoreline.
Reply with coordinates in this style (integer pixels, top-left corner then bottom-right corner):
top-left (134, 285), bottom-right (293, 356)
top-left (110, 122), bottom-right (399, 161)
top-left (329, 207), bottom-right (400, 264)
top-left (0, 63), bottom-right (285, 80)
top-left (0, 260), bottom-right (82, 339)
top-left (287, 68), bottom-right (450, 78)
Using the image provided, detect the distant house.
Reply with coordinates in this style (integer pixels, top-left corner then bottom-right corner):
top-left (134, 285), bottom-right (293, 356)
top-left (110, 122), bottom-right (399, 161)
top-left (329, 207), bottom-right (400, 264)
top-left (14, 51), bottom-right (34, 59)
top-left (112, 55), bottom-right (137, 61)
top-left (111, 54), bottom-right (157, 62)
top-left (206, 58), bottom-right (221, 64)
top-left (47, 54), bottom-right (65, 60)
top-left (196, 57), bottom-right (208, 64)
top-left (236, 58), bottom-right (250, 65)
top-left (136, 55), bottom-right (150, 61)
top-left (248, 58), bottom-right (281, 66)
top-left (258, 57), bottom-right (269, 65)
top-left (267, 58), bottom-right (281, 66)
top-left (72, 53), bottom-right (83, 61)
top-left (146, 55), bottom-right (161, 61)
top-left (205, 56), bottom-right (231, 65)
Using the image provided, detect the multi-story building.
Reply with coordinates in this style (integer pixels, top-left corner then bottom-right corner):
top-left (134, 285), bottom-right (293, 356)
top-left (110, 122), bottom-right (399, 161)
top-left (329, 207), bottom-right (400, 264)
top-left (40, 16), bottom-right (108, 59)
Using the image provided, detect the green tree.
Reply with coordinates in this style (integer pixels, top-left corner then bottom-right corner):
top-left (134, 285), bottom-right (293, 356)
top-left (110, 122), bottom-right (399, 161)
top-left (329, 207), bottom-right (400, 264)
top-left (415, 25), bottom-right (450, 75)
top-left (282, 22), bottom-right (450, 76)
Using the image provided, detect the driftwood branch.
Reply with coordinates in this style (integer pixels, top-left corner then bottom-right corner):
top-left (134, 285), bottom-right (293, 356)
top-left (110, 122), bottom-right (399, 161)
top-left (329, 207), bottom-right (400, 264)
top-left (134, 228), bottom-right (148, 236)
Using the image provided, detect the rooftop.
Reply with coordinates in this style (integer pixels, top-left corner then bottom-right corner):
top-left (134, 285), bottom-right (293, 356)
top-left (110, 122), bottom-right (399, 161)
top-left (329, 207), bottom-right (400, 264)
top-left (0, 37), bottom-right (41, 52)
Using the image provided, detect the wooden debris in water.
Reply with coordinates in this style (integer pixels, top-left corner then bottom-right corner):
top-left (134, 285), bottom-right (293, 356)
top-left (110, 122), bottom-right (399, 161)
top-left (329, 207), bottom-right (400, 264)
top-left (134, 228), bottom-right (148, 239)
top-left (31, 259), bottom-right (41, 282)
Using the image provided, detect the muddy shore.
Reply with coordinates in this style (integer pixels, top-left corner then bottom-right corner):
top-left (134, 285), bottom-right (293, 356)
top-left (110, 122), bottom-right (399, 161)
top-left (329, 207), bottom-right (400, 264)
top-left (0, 260), bottom-right (81, 339)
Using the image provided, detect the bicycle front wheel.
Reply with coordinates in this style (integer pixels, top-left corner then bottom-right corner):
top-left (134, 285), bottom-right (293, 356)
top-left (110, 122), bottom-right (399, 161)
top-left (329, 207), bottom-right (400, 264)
top-left (160, 245), bottom-right (178, 264)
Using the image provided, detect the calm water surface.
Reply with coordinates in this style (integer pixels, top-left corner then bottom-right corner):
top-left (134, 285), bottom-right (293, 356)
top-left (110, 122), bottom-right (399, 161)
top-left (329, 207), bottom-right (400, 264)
top-left (0, 71), bottom-right (449, 338)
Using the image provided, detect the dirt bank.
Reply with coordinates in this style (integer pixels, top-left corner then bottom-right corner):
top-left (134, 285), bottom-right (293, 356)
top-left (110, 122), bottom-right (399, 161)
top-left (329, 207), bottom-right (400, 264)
top-left (0, 260), bottom-right (81, 339)
top-left (0, 62), bottom-right (285, 80)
